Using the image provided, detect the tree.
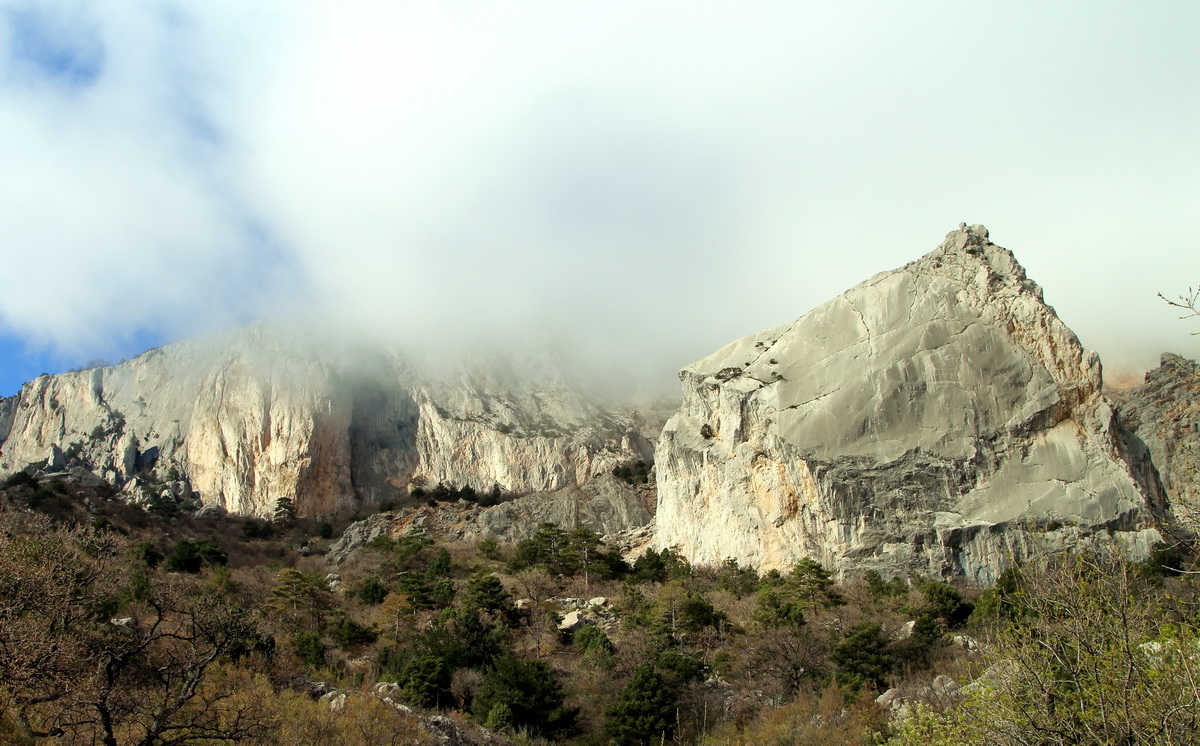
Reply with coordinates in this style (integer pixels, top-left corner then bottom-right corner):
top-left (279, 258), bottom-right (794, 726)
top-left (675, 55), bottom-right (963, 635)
top-left (472, 655), bottom-right (576, 738)
top-left (0, 511), bottom-right (272, 745)
top-left (892, 550), bottom-right (1200, 745)
top-left (1159, 286), bottom-right (1200, 333)
top-left (605, 663), bottom-right (678, 745)
top-left (164, 538), bottom-right (227, 573)
top-left (273, 495), bottom-right (296, 523)
top-left (831, 622), bottom-right (894, 692)
top-left (262, 569), bottom-right (333, 633)
top-left (753, 559), bottom-right (841, 628)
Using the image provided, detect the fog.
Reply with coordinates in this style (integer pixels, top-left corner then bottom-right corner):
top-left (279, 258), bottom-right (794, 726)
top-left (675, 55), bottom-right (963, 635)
top-left (1, 1), bottom-right (1197, 398)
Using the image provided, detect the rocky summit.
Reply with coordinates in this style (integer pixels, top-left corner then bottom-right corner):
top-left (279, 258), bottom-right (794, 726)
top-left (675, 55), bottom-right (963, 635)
top-left (0, 326), bottom-right (656, 518)
top-left (653, 224), bottom-right (1169, 583)
top-left (0, 224), bottom-right (1190, 584)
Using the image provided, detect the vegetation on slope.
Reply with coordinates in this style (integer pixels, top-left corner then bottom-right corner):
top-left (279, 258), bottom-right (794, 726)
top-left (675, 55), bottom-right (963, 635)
top-left (0, 465), bottom-right (1197, 745)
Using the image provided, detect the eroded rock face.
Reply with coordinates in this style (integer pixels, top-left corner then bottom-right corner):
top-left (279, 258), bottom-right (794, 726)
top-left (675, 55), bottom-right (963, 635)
top-left (654, 225), bottom-right (1167, 583)
top-left (1116, 353), bottom-right (1200, 528)
top-left (467, 475), bottom-right (654, 543)
top-left (0, 326), bottom-right (656, 518)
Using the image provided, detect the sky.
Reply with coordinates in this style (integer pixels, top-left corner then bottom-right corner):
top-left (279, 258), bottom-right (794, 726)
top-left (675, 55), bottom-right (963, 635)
top-left (0, 1), bottom-right (1197, 398)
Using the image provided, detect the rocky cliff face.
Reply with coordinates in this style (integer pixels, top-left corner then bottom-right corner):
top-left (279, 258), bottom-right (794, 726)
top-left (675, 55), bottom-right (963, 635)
top-left (1115, 353), bottom-right (1200, 528)
top-left (653, 225), bottom-right (1167, 583)
top-left (0, 326), bottom-right (657, 518)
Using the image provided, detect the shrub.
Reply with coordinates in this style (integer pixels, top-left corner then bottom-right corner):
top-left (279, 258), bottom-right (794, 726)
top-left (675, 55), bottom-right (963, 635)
top-left (165, 539), bottom-right (228, 573)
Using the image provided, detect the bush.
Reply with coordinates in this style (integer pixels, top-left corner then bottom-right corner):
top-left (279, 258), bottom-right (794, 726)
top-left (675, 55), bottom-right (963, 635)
top-left (292, 631), bottom-right (326, 669)
top-left (2, 469), bottom-right (37, 490)
top-left (605, 663), bottom-right (677, 745)
top-left (352, 576), bottom-right (389, 605)
top-left (165, 539), bottom-right (228, 574)
top-left (473, 655), bottom-right (576, 738)
top-left (334, 617), bottom-right (378, 649)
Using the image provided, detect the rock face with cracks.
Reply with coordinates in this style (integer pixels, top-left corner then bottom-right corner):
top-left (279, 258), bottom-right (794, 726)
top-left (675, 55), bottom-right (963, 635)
top-left (0, 326), bottom-right (656, 518)
top-left (653, 225), bottom-right (1168, 583)
top-left (1115, 353), bottom-right (1200, 529)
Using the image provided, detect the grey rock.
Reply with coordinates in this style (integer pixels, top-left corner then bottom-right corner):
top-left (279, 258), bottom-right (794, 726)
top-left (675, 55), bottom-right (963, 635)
top-left (876, 688), bottom-right (904, 709)
top-left (1114, 353), bottom-right (1200, 530)
top-left (558, 610), bottom-right (589, 633)
top-left (67, 466), bottom-right (105, 488)
top-left (320, 690), bottom-right (347, 712)
top-left (195, 503), bottom-right (227, 518)
top-left (931, 674), bottom-right (958, 694)
top-left (45, 444), bottom-right (65, 471)
top-left (654, 225), bottom-right (1168, 583)
top-left (468, 474), bottom-right (653, 543)
top-left (0, 325), bottom-right (658, 519)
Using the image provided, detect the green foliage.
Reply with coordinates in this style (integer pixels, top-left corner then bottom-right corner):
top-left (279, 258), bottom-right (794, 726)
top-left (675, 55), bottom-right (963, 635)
top-left (573, 624), bottom-right (614, 655)
top-left (477, 537), bottom-right (499, 559)
top-left (264, 569), bottom-right (332, 633)
top-left (832, 622), bottom-right (893, 692)
top-left (316, 520), bottom-right (334, 539)
top-left (395, 655), bottom-right (450, 708)
top-left (292, 631), bottom-right (326, 669)
top-left (753, 559), bottom-right (841, 628)
top-left (164, 538), bottom-right (227, 573)
top-left (351, 576), bottom-right (389, 605)
top-left (507, 523), bottom-right (628, 579)
top-left (472, 655), bottom-right (576, 738)
top-left (1139, 541), bottom-right (1187, 582)
top-left (366, 535), bottom-right (398, 553)
top-left (383, 606), bottom-right (508, 709)
top-left (273, 496), bottom-right (296, 523)
top-left (893, 615), bottom-right (943, 668)
top-left (864, 569), bottom-right (908, 599)
top-left (463, 573), bottom-right (517, 621)
top-left (716, 557), bottom-right (760, 597)
top-left (967, 567), bottom-right (1024, 629)
top-left (752, 586), bottom-right (809, 628)
top-left (917, 580), bottom-right (971, 627)
top-left (605, 663), bottom-right (677, 745)
top-left (892, 552), bottom-right (1200, 745)
top-left (655, 648), bottom-right (707, 687)
top-left (241, 518), bottom-right (274, 541)
top-left (611, 460), bottom-right (651, 485)
top-left (145, 491), bottom-right (179, 517)
top-left (2, 468), bottom-right (37, 490)
top-left (334, 617), bottom-right (378, 649)
top-left (630, 546), bottom-right (690, 583)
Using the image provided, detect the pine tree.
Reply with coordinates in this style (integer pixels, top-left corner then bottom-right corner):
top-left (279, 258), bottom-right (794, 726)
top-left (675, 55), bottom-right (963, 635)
top-left (605, 663), bottom-right (677, 745)
top-left (273, 495), bottom-right (296, 523)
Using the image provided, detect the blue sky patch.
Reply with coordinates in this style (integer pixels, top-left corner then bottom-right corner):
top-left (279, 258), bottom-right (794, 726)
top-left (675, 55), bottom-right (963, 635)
top-left (4, 6), bottom-right (105, 89)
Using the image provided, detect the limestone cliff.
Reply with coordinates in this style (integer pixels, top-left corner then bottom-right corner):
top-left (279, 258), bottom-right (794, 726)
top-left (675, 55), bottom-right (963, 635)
top-left (653, 225), bottom-right (1167, 583)
top-left (1115, 353), bottom-right (1200, 528)
top-left (0, 327), bottom-right (656, 518)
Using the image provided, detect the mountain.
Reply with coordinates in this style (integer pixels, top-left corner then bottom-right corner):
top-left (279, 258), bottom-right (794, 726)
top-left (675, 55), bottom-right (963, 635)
top-left (653, 224), bottom-right (1169, 583)
top-left (1114, 353), bottom-right (1200, 528)
top-left (0, 326), bottom-right (657, 518)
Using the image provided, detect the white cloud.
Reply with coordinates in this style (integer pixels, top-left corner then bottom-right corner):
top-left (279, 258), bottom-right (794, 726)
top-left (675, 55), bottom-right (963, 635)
top-left (0, 0), bottom-right (1197, 390)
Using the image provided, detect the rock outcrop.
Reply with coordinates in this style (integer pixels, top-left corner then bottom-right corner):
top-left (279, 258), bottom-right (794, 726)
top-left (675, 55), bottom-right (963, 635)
top-left (0, 326), bottom-right (657, 518)
top-left (467, 475), bottom-right (654, 543)
top-left (654, 225), bottom-right (1168, 583)
top-left (1115, 353), bottom-right (1200, 528)
top-left (326, 475), bottom-right (655, 565)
